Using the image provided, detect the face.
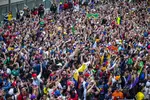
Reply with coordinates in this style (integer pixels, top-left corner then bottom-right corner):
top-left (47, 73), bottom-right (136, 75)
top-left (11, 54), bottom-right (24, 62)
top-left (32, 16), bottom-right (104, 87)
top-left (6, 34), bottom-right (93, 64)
top-left (22, 88), bottom-right (26, 94)
top-left (42, 95), bottom-right (47, 99)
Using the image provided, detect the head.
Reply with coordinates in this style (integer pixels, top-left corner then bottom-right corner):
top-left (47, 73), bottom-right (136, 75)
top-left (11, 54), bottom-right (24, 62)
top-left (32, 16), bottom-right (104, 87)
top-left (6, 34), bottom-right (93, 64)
top-left (62, 70), bottom-right (67, 78)
top-left (21, 87), bottom-right (27, 95)
top-left (32, 73), bottom-right (37, 79)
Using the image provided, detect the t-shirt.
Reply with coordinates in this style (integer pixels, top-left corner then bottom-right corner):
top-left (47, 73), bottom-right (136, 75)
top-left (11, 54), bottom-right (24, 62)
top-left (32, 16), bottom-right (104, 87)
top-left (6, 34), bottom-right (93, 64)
top-left (11, 69), bottom-right (19, 76)
top-left (68, 93), bottom-right (78, 100)
top-left (17, 94), bottom-right (28, 100)
top-left (112, 91), bottom-right (124, 100)
top-left (8, 14), bottom-right (12, 21)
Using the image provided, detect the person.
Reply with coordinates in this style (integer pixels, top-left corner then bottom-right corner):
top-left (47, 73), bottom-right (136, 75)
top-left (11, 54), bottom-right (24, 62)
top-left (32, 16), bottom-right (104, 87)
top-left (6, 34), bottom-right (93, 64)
top-left (50, 4), bottom-right (57, 13)
top-left (32, 63), bottom-right (43, 87)
top-left (38, 4), bottom-right (45, 18)
top-left (7, 12), bottom-right (13, 22)
top-left (17, 87), bottom-right (29, 100)
top-left (16, 10), bottom-right (20, 20)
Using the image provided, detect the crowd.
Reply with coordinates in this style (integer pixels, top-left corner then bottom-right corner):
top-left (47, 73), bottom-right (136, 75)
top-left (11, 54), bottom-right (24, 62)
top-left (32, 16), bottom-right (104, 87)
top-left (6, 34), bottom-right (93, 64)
top-left (0, 0), bottom-right (150, 100)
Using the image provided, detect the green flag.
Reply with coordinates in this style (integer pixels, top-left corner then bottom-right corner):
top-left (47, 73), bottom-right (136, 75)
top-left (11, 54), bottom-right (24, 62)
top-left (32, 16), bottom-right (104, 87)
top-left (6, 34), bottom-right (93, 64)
top-left (87, 14), bottom-right (92, 18)
top-left (92, 13), bottom-right (99, 18)
top-left (139, 61), bottom-right (144, 67)
top-left (72, 25), bottom-right (75, 34)
top-left (117, 17), bottom-right (121, 25)
top-left (138, 61), bottom-right (144, 74)
top-left (87, 13), bottom-right (99, 19)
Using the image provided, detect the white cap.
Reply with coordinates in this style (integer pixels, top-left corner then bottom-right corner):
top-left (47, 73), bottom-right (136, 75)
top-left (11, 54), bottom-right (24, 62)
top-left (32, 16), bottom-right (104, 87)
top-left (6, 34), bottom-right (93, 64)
top-left (57, 63), bottom-right (62, 67)
top-left (146, 81), bottom-right (150, 87)
top-left (8, 88), bottom-right (14, 95)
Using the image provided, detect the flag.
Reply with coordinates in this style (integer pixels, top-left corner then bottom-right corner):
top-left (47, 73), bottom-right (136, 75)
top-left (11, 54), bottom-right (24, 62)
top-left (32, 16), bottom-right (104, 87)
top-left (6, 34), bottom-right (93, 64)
top-left (138, 61), bottom-right (144, 74)
top-left (117, 17), bottom-right (121, 25)
top-left (72, 25), bottom-right (75, 34)
top-left (87, 13), bottom-right (99, 19)
top-left (108, 45), bottom-right (118, 51)
top-left (92, 13), bottom-right (99, 18)
top-left (78, 64), bottom-right (87, 72)
top-left (100, 55), bottom-right (104, 65)
top-left (73, 64), bottom-right (88, 87)
top-left (73, 70), bottom-right (79, 82)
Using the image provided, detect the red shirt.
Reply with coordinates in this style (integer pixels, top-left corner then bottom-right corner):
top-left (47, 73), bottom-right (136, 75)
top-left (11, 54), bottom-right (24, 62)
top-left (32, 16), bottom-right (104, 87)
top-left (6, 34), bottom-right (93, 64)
top-left (0, 98), bottom-right (4, 100)
top-left (17, 94), bottom-right (28, 100)
top-left (68, 94), bottom-right (78, 100)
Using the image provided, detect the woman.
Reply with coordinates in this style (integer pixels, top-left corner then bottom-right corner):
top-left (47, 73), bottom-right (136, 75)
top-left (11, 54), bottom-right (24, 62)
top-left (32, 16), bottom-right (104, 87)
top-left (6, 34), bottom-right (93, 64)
top-left (17, 87), bottom-right (29, 100)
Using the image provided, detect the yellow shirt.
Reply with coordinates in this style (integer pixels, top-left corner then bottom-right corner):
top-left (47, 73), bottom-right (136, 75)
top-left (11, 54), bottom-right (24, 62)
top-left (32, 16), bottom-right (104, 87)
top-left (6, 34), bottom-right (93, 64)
top-left (136, 92), bottom-right (145, 100)
top-left (43, 87), bottom-right (50, 95)
top-left (8, 14), bottom-right (12, 21)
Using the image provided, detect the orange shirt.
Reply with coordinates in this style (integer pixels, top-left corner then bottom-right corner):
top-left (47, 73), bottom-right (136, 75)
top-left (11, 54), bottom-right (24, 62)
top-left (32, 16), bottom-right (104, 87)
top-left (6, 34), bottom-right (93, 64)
top-left (112, 91), bottom-right (124, 100)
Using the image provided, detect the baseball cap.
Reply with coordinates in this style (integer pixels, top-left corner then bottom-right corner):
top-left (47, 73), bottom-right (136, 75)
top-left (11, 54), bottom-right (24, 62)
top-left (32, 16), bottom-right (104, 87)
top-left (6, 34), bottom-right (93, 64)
top-left (32, 73), bottom-right (37, 78)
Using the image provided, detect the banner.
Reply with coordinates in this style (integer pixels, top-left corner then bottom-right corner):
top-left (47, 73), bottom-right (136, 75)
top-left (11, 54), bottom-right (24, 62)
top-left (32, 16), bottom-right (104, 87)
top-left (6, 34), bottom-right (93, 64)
top-left (87, 13), bottom-right (99, 19)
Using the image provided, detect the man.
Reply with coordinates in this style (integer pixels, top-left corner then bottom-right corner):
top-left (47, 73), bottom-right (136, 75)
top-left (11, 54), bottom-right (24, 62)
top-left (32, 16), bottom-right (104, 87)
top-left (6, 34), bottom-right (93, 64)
top-left (38, 4), bottom-right (45, 18)
top-left (17, 87), bottom-right (29, 100)
top-left (32, 63), bottom-right (43, 87)
top-left (50, 4), bottom-right (57, 13)
top-left (77, 72), bottom-right (87, 100)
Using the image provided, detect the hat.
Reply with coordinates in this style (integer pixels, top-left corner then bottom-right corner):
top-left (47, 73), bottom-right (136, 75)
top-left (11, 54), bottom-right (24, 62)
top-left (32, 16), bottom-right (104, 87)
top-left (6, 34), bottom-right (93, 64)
top-left (54, 90), bottom-right (61, 97)
top-left (67, 81), bottom-right (73, 86)
top-left (57, 63), bottom-right (62, 66)
top-left (101, 67), bottom-right (106, 71)
top-left (3, 72), bottom-right (9, 78)
top-left (7, 68), bottom-right (11, 74)
top-left (30, 94), bottom-right (36, 99)
top-left (95, 65), bottom-right (99, 69)
top-left (49, 73), bottom-right (54, 77)
top-left (115, 76), bottom-right (120, 81)
top-left (84, 72), bottom-right (90, 77)
top-left (146, 81), bottom-right (150, 87)
top-left (147, 44), bottom-right (150, 49)
top-left (8, 88), bottom-right (14, 95)
top-left (32, 73), bottom-right (37, 78)
top-left (96, 39), bottom-right (100, 42)
top-left (144, 32), bottom-right (148, 37)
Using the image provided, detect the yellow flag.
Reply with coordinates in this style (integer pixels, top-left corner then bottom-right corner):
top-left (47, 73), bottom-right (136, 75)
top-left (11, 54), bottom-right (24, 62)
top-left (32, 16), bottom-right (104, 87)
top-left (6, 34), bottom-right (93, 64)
top-left (78, 64), bottom-right (87, 72)
top-left (73, 71), bottom-right (79, 81)
top-left (73, 64), bottom-right (87, 81)
top-left (100, 55), bottom-right (104, 65)
top-left (107, 53), bottom-right (111, 60)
